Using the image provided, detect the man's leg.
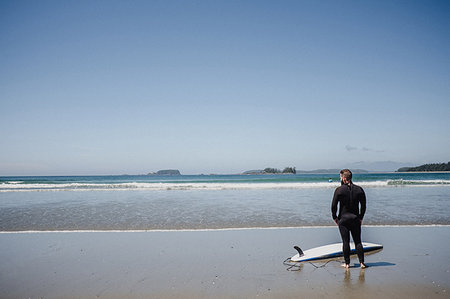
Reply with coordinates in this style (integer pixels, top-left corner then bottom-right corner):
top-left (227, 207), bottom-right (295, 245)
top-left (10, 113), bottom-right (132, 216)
top-left (350, 219), bottom-right (365, 266)
top-left (338, 223), bottom-right (351, 265)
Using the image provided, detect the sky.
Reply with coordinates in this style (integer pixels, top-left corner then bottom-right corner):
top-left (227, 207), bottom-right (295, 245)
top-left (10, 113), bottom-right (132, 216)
top-left (1, 0), bottom-right (449, 175)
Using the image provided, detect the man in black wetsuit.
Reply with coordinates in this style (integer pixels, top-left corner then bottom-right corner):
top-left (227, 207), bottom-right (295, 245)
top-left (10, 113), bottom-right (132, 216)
top-left (331, 169), bottom-right (367, 269)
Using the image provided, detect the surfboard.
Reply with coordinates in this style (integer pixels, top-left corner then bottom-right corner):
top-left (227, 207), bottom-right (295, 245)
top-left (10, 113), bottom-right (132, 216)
top-left (290, 242), bottom-right (383, 262)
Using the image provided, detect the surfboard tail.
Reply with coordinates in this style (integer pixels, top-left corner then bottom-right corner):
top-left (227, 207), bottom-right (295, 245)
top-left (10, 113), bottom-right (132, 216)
top-left (294, 246), bottom-right (304, 257)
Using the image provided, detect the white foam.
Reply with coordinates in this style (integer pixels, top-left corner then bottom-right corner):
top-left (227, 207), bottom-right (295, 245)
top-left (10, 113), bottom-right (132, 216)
top-left (388, 179), bottom-right (450, 185)
top-left (1, 179), bottom-right (449, 192)
top-left (0, 182), bottom-right (340, 191)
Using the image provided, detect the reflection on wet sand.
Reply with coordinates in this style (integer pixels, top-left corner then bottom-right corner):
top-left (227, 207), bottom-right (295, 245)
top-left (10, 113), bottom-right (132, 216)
top-left (344, 268), bottom-right (366, 286)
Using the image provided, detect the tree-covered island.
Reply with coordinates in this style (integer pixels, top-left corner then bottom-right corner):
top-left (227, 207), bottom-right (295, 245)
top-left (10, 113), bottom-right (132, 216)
top-left (242, 167), bottom-right (297, 175)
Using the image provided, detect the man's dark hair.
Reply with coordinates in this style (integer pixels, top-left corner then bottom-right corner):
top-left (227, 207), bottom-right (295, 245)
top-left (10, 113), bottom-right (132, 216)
top-left (340, 169), bottom-right (352, 181)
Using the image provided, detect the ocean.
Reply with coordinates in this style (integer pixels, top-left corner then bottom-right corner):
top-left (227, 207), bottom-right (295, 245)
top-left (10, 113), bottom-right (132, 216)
top-left (1, 173), bottom-right (449, 231)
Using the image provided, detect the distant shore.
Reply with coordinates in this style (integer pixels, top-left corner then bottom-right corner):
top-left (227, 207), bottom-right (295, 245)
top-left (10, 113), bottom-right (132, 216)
top-left (149, 170), bottom-right (450, 176)
top-left (3, 170), bottom-right (450, 178)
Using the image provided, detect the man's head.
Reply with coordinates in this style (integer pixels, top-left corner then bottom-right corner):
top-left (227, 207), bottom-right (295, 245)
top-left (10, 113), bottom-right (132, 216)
top-left (340, 169), bottom-right (352, 184)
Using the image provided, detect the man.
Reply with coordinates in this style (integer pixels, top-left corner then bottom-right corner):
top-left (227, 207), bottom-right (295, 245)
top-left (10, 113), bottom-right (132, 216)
top-left (331, 169), bottom-right (367, 269)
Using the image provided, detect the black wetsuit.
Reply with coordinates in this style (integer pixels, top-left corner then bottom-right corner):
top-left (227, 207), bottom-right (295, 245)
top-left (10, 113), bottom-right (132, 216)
top-left (331, 183), bottom-right (366, 265)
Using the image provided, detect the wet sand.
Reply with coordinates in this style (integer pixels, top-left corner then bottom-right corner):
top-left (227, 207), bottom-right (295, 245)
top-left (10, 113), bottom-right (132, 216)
top-left (0, 226), bottom-right (449, 298)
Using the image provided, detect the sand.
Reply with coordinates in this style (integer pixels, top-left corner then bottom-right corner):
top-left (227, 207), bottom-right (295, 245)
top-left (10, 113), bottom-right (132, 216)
top-left (0, 226), bottom-right (449, 298)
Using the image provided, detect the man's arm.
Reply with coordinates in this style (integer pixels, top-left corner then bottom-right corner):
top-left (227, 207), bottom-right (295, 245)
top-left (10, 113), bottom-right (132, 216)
top-left (331, 189), bottom-right (339, 223)
top-left (359, 188), bottom-right (366, 221)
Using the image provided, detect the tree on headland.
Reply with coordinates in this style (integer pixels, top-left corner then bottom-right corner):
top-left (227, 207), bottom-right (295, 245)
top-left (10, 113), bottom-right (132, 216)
top-left (264, 168), bottom-right (281, 174)
top-left (262, 167), bottom-right (296, 174)
top-left (282, 167), bottom-right (296, 174)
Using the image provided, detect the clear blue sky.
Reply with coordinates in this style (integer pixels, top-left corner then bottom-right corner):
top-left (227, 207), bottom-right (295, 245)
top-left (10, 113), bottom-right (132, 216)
top-left (1, 0), bottom-right (449, 175)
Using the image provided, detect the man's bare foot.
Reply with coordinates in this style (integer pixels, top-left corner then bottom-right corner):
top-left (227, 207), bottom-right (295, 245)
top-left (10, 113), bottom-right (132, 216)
top-left (360, 263), bottom-right (367, 269)
top-left (341, 263), bottom-right (350, 269)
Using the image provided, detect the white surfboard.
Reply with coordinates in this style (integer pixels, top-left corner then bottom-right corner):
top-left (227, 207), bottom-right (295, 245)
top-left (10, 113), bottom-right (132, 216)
top-left (290, 242), bottom-right (383, 262)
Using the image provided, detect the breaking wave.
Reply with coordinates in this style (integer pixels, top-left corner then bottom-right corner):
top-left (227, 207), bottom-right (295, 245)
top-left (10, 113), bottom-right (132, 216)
top-left (1, 179), bottom-right (449, 192)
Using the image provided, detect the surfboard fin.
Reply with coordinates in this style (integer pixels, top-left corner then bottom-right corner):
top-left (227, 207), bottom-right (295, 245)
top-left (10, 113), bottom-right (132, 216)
top-left (294, 246), bottom-right (304, 257)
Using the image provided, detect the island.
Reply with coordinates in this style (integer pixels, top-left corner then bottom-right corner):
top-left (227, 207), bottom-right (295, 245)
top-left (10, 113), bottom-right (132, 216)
top-left (242, 168), bottom-right (369, 175)
top-left (242, 167), bottom-right (296, 175)
top-left (147, 170), bottom-right (181, 176)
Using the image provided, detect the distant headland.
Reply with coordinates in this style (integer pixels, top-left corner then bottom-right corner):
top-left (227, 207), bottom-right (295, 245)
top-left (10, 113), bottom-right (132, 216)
top-left (397, 162), bottom-right (450, 172)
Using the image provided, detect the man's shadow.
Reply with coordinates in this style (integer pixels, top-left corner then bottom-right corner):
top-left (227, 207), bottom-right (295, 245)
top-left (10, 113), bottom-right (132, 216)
top-left (361, 262), bottom-right (396, 267)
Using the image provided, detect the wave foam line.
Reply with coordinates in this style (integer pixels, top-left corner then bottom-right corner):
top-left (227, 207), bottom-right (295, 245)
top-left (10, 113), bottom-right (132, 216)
top-left (1, 180), bottom-right (449, 192)
top-left (0, 182), bottom-right (343, 191)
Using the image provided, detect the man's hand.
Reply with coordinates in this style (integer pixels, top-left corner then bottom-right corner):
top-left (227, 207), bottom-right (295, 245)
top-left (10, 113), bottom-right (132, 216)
top-left (334, 218), bottom-right (339, 225)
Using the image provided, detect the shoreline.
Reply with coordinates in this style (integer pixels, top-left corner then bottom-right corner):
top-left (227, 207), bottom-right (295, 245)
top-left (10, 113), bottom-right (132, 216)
top-left (1, 223), bottom-right (450, 234)
top-left (1, 226), bottom-right (448, 298)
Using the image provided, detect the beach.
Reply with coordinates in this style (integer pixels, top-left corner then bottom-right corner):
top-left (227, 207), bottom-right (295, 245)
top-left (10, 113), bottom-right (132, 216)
top-left (1, 226), bottom-right (449, 298)
top-left (1, 173), bottom-right (449, 298)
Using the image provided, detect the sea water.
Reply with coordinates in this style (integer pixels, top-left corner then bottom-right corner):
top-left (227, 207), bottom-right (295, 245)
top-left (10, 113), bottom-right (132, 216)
top-left (1, 173), bottom-right (449, 231)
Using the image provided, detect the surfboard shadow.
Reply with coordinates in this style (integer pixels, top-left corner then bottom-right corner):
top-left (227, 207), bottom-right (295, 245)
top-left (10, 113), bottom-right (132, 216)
top-left (359, 262), bottom-right (396, 268)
